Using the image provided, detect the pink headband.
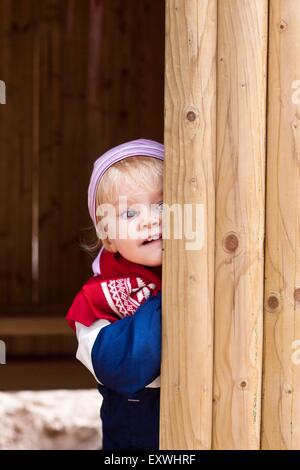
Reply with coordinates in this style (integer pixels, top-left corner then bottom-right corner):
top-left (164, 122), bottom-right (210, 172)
top-left (88, 138), bottom-right (164, 228)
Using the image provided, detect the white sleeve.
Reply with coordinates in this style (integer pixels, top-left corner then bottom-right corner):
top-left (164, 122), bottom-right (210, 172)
top-left (75, 319), bottom-right (110, 383)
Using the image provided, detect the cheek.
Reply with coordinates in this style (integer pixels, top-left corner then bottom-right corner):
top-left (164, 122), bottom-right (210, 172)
top-left (101, 221), bottom-right (112, 238)
top-left (119, 219), bottom-right (140, 238)
top-left (107, 217), bottom-right (141, 242)
top-left (104, 216), bottom-right (120, 238)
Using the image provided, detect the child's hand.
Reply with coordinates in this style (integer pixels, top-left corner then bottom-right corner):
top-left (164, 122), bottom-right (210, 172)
top-left (98, 276), bottom-right (159, 318)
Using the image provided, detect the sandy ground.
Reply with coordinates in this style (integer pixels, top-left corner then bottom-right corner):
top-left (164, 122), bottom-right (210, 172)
top-left (0, 389), bottom-right (102, 450)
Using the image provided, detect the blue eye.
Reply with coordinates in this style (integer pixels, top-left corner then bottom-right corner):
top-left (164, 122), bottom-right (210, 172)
top-left (120, 202), bottom-right (163, 219)
top-left (120, 209), bottom-right (137, 220)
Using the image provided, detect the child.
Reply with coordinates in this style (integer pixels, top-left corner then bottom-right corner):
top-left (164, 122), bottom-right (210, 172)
top-left (66, 138), bottom-right (164, 450)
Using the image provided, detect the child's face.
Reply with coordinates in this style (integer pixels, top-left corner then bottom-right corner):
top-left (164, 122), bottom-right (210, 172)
top-left (99, 179), bottom-right (163, 267)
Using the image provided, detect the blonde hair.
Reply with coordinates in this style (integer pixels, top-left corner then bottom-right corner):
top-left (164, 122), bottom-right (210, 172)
top-left (81, 155), bottom-right (163, 256)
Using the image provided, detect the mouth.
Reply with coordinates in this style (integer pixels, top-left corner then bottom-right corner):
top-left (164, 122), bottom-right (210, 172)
top-left (142, 234), bottom-right (162, 245)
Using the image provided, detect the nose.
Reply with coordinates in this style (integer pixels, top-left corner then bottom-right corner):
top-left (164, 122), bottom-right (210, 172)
top-left (140, 205), bottom-right (161, 232)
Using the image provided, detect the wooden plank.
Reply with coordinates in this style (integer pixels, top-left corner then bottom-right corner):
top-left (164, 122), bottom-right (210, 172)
top-left (59, 0), bottom-right (92, 306)
top-left (0, 359), bottom-right (95, 390)
top-left (38, 0), bottom-right (66, 306)
top-left (160, 0), bottom-right (217, 450)
top-left (31, 0), bottom-right (40, 304)
top-left (3, 335), bottom-right (77, 357)
top-left (0, 317), bottom-right (72, 336)
top-left (0, 0), bottom-right (12, 303)
top-left (213, 0), bottom-right (268, 449)
top-left (0, 0), bottom-right (34, 309)
top-left (84, 0), bottom-right (165, 165)
top-left (12, 0), bottom-right (35, 306)
top-left (262, 0), bottom-right (300, 450)
top-left (131, 0), bottom-right (165, 141)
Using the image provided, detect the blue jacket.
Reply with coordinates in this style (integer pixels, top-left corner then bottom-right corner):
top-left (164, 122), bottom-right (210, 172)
top-left (76, 291), bottom-right (162, 450)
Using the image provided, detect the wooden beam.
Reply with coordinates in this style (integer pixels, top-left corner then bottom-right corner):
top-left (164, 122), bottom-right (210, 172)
top-left (262, 0), bottom-right (300, 449)
top-left (160, 0), bottom-right (217, 450)
top-left (0, 317), bottom-right (72, 336)
top-left (0, 359), bottom-right (95, 390)
top-left (213, 0), bottom-right (268, 449)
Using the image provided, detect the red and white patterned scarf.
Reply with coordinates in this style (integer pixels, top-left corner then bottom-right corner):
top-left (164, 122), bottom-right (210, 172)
top-left (66, 248), bottom-right (162, 331)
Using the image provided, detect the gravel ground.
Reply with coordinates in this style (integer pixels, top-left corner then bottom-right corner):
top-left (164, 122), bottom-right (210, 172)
top-left (0, 389), bottom-right (102, 450)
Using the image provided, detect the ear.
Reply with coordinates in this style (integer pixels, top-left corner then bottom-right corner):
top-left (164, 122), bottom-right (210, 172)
top-left (97, 220), bottom-right (118, 253)
top-left (101, 237), bottom-right (118, 253)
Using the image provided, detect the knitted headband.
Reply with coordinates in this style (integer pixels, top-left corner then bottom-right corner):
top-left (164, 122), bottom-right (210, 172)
top-left (88, 138), bottom-right (164, 229)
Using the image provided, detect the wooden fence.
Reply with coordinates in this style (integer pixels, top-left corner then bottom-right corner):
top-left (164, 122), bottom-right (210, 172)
top-left (161, 0), bottom-right (300, 450)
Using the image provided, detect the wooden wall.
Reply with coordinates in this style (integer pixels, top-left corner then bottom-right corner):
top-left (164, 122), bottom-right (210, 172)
top-left (161, 0), bottom-right (300, 450)
top-left (0, 0), bottom-right (165, 324)
top-left (0, 0), bottom-right (164, 371)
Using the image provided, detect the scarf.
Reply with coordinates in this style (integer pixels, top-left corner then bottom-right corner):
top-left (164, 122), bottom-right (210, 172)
top-left (66, 248), bottom-right (162, 331)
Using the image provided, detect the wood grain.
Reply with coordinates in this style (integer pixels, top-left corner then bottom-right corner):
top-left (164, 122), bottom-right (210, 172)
top-left (160, 0), bottom-right (217, 450)
top-left (213, 0), bottom-right (268, 449)
top-left (0, 0), bottom-right (35, 307)
top-left (262, 0), bottom-right (300, 450)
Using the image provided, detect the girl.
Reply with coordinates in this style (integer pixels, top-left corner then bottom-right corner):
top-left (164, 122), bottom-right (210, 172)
top-left (66, 138), bottom-right (164, 450)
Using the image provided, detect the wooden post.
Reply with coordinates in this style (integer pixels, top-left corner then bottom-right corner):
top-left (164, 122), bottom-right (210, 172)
top-left (213, 0), bottom-right (268, 449)
top-left (262, 0), bottom-right (300, 449)
top-left (160, 0), bottom-right (217, 449)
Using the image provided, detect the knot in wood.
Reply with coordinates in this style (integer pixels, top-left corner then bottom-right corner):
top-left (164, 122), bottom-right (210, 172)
top-left (186, 111), bottom-right (196, 122)
top-left (224, 233), bottom-right (239, 253)
top-left (267, 295), bottom-right (279, 311)
top-left (294, 288), bottom-right (300, 302)
top-left (239, 380), bottom-right (248, 390)
top-left (279, 20), bottom-right (287, 31)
